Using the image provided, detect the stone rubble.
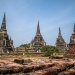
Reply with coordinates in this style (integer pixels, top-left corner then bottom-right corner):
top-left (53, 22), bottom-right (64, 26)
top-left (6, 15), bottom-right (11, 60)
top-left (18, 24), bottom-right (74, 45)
top-left (0, 58), bottom-right (75, 75)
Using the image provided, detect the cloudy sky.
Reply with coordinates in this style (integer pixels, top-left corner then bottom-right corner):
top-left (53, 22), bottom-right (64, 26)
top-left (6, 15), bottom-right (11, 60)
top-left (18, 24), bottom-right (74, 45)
top-left (0, 0), bottom-right (75, 47)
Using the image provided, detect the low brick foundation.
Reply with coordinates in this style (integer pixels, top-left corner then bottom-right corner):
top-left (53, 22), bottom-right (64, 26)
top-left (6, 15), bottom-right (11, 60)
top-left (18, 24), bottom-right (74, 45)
top-left (0, 52), bottom-right (43, 57)
top-left (64, 53), bottom-right (75, 58)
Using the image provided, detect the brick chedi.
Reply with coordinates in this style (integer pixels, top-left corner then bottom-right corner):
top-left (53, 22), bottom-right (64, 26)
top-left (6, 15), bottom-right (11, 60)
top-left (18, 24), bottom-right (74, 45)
top-left (30, 21), bottom-right (46, 51)
top-left (69, 23), bottom-right (75, 53)
top-left (56, 27), bottom-right (66, 52)
top-left (0, 13), bottom-right (14, 53)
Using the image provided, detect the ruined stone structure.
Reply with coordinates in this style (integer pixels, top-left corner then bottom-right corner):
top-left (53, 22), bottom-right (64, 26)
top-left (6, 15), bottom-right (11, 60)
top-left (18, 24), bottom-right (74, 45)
top-left (0, 13), bottom-right (14, 53)
top-left (68, 24), bottom-right (75, 53)
top-left (56, 27), bottom-right (66, 52)
top-left (30, 21), bottom-right (46, 51)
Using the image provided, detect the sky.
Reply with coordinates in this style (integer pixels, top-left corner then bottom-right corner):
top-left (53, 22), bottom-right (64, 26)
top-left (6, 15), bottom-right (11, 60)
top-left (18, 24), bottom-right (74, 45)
top-left (0, 0), bottom-right (75, 47)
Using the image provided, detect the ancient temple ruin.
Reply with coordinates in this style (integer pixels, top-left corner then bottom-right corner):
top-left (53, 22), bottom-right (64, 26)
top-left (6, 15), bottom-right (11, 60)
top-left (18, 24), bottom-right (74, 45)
top-left (0, 13), bottom-right (14, 53)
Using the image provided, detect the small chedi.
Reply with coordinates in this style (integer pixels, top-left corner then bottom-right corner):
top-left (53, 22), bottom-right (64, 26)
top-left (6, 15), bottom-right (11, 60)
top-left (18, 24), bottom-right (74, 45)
top-left (56, 27), bottom-right (66, 52)
top-left (30, 21), bottom-right (46, 51)
top-left (0, 13), bottom-right (14, 53)
top-left (68, 24), bottom-right (75, 53)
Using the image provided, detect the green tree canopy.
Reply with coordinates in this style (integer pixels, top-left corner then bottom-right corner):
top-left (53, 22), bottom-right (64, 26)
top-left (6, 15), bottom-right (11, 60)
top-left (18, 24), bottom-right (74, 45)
top-left (41, 45), bottom-right (59, 56)
top-left (19, 43), bottom-right (30, 48)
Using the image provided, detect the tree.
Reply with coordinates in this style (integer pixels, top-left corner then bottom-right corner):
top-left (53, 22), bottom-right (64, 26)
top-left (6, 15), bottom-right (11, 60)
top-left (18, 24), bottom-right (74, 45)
top-left (41, 45), bottom-right (59, 56)
top-left (19, 43), bottom-right (30, 48)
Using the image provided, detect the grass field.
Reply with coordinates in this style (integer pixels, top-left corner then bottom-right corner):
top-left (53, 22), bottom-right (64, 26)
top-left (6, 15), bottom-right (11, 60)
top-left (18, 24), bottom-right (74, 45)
top-left (0, 55), bottom-right (48, 60)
